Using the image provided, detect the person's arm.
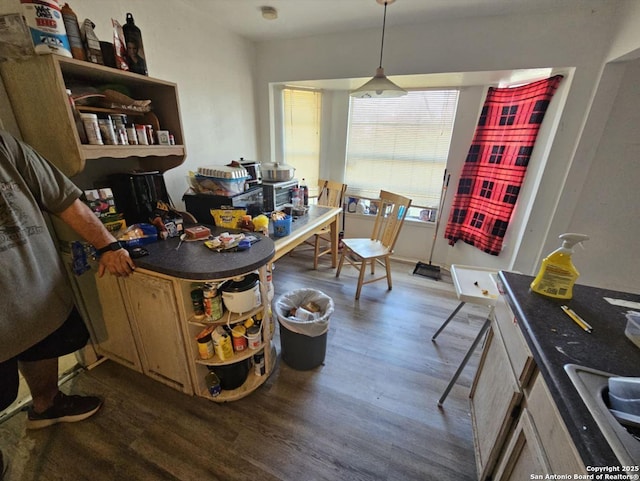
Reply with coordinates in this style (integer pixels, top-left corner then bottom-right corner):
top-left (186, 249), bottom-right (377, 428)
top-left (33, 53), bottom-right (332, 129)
top-left (57, 198), bottom-right (135, 277)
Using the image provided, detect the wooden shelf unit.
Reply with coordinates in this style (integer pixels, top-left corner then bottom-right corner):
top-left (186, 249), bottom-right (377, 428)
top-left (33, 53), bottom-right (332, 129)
top-left (174, 267), bottom-right (275, 403)
top-left (0, 54), bottom-right (186, 177)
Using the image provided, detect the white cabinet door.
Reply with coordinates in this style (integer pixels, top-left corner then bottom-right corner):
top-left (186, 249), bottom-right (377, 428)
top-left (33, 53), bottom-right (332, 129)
top-left (492, 408), bottom-right (550, 481)
top-left (71, 270), bottom-right (141, 371)
top-left (470, 328), bottom-right (523, 480)
top-left (120, 272), bottom-right (192, 394)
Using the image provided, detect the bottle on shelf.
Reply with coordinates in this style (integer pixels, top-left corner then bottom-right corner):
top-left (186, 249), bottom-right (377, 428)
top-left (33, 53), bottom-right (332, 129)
top-left (300, 178), bottom-right (309, 206)
top-left (60, 3), bottom-right (86, 60)
top-left (122, 13), bottom-right (148, 75)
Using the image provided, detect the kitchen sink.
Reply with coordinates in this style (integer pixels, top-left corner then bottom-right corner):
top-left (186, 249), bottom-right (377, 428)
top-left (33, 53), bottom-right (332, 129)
top-left (564, 364), bottom-right (640, 466)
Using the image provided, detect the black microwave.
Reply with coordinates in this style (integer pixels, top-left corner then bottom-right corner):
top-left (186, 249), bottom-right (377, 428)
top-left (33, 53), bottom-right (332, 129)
top-left (262, 179), bottom-right (298, 212)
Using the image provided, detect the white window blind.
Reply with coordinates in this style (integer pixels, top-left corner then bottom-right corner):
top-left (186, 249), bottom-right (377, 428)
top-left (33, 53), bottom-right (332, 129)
top-left (283, 88), bottom-right (321, 195)
top-left (345, 89), bottom-right (459, 207)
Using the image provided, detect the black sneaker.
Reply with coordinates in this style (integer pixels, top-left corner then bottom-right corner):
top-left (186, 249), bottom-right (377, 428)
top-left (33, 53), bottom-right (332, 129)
top-left (26, 391), bottom-right (103, 430)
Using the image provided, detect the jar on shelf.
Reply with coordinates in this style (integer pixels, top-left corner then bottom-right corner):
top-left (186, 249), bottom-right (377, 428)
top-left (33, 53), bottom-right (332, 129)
top-left (196, 326), bottom-right (214, 360)
top-left (80, 113), bottom-right (103, 145)
top-left (203, 283), bottom-right (223, 321)
top-left (190, 288), bottom-right (205, 319)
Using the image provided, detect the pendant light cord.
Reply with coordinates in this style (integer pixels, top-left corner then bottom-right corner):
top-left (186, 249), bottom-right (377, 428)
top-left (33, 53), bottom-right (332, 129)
top-left (379, 1), bottom-right (388, 68)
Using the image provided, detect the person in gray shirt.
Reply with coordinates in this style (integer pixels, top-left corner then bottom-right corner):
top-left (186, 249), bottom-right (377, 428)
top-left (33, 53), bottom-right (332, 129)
top-left (0, 130), bottom-right (135, 477)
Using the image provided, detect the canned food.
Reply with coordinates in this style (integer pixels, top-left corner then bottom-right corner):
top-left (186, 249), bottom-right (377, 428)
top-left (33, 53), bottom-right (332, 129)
top-left (202, 283), bottom-right (223, 320)
top-left (196, 327), bottom-right (214, 360)
top-left (231, 325), bottom-right (247, 352)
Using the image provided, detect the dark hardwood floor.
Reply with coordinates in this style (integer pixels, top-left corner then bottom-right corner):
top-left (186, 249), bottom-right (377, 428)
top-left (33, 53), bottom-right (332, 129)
top-left (0, 254), bottom-right (490, 481)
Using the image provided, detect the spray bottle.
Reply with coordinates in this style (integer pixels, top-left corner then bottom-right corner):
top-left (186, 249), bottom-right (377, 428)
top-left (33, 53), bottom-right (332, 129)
top-left (530, 233), bottom-right (589, 300)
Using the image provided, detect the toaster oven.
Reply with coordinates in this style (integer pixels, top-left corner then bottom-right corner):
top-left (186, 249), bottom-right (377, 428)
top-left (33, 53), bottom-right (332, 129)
top-left (262, 179), bottom-right (298, 212)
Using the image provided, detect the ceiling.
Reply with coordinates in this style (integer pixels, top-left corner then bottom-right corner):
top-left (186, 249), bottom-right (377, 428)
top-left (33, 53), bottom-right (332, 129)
top-left (206, 0), bottom-right (606, 42)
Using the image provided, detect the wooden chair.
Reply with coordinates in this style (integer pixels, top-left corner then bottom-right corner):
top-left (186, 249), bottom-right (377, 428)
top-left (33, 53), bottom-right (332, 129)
top-left (336, 190), bottom-right (412, 300)
top-left (303, 179), bottom-right (347, 269)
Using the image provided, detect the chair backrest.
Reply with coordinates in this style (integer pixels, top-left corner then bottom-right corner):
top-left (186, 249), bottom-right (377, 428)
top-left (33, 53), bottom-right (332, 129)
top-left (317, 180), bottom-right (347, 208)
top-left (370, 190), bottom-right (412, 250)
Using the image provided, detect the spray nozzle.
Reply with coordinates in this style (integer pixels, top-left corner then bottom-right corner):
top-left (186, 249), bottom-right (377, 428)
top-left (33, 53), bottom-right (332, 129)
top-left (559, 233), bottom-right (589, 250)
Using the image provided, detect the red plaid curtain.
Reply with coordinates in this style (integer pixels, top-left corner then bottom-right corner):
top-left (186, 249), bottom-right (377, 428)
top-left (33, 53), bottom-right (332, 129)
top-left (444, 75), bottom-right (563, 255)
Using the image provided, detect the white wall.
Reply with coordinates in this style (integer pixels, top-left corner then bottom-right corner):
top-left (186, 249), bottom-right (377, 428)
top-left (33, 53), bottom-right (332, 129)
top-left (254, 5), bottom-right (622, 278)
top-left (564, 59), bottom-right (640, 293)
top-left (0, 0), bottom-right (259, 209)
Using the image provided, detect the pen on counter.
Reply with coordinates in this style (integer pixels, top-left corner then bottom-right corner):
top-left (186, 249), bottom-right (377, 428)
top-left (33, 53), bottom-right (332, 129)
top-left (560, 305), bottom-right (593, 333)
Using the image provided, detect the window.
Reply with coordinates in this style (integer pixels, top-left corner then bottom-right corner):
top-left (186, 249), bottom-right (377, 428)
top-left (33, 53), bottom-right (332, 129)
top-left (282, 88), bottom-right (321, 195)
top-left (345, 90), bottom-right (459, 209)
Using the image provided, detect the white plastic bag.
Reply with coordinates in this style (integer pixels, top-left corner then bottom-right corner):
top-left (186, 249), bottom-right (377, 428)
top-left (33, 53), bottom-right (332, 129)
top-left (273, 288), bottom-right (334, 337)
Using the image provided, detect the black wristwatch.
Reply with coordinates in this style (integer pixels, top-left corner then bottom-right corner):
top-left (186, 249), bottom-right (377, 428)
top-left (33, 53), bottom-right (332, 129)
top-left (96, 242), bottom-right (124, 255)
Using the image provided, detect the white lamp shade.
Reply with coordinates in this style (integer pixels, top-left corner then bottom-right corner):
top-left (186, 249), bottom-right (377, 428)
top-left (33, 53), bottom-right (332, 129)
top-left (350, 67), bottom-right (407, 98)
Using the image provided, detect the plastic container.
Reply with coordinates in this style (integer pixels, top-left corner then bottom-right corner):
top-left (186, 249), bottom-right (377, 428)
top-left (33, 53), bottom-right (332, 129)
top-left (80, 113), bottom-right (103, 145)
top-left (609, 376), bottom-right (640, 399)
top-left (272, 215), bottom-right (292, 238)
top-left (193, 174), bottom-right (247, 196)
top-left (273, 288), bottom-right (334, 370)
top-left (212, 326), bottom-right (233, 361)
top-left (625, 311), bottom-right (640, 350)
top-left (20, 0), bottom-right (72, 57)
top-left (205, 371), bottom-right (221, 397)
top-left (247, 325), bottom-right (261, 349)
top-left (530, 233), bottom-right (589, 300)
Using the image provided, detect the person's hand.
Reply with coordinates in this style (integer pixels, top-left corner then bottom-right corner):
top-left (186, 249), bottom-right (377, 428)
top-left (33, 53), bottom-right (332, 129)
top-left (97, 248), bottom-right (135, 277)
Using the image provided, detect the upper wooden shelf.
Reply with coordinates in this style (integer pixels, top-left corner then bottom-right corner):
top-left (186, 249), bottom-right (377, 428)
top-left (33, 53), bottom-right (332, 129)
top-left (0, 54), bottom-right (186, 178)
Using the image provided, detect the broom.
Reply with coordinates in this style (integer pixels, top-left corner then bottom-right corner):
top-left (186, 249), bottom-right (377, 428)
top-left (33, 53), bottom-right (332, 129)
top-left (413, 170), bottom-right (450, 280)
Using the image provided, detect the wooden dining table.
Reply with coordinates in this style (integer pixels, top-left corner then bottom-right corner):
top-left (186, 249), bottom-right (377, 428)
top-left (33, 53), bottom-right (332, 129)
top-left (271, 205), bottom-right (343, 266)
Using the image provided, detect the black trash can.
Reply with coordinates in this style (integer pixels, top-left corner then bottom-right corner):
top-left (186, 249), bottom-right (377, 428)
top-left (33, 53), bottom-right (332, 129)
top-left (273, 288), bottom-right (334, 370)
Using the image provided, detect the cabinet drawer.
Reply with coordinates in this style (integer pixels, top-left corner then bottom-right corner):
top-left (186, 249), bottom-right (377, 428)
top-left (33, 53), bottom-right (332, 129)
top-left (493, 293), bottom-right (535, 388)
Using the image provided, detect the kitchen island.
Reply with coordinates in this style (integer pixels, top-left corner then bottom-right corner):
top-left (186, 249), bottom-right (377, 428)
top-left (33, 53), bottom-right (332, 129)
top-left (471, 270), bottom-right (640, 479)
top-left (75, 227), bottom-right (276, 402)
top-left (73, 207), bottom-right (344, 402)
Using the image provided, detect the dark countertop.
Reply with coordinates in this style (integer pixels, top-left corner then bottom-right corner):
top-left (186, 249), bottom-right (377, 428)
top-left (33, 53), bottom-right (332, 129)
top-left (133, 226), bottom-right (275, 280)
top-left (499, 271), bottom-right (640, 468)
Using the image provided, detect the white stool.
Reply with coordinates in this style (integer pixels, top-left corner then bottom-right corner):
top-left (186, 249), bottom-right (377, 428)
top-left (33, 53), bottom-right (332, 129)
top-left (433, 265), bottom-right (499, 407)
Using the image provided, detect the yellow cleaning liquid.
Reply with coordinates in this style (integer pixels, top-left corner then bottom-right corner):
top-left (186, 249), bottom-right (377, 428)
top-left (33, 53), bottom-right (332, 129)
top-left (530, 233), bottom-right (589, 300)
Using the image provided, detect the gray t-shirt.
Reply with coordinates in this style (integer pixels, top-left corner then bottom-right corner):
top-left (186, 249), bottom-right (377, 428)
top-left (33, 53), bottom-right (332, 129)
top-left (0, 130), bottom-right (82, 362)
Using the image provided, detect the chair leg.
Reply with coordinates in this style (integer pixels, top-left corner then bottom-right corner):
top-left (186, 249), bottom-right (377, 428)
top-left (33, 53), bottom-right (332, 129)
top-left (336, 247), bottom-right (346, 277)
top-left (370, 258), bottom-right (375, 275)
top-left (313, 235), bottom-right (320, 270)
top-left (384, 257), bottom-right (392, 290)
top-left (355, 259), bottom-right (367, 300)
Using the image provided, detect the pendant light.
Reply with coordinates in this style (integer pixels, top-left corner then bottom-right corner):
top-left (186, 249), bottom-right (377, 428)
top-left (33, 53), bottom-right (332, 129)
top-left (351, 0), bottom-right (407, 98)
